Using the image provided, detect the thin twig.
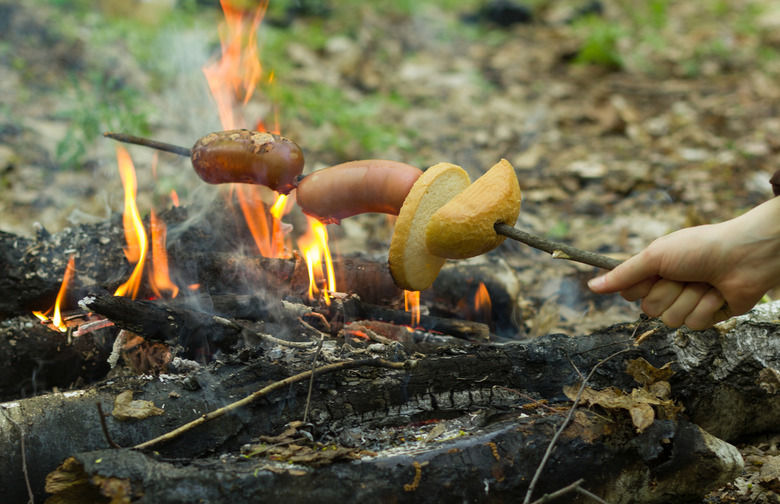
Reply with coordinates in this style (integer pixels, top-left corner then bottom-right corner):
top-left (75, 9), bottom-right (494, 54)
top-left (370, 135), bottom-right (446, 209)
top-left (0, 406), bottom-right (34, 504)
top-left (529, 478), bottom-right (586, 504)
top-left (226, 317), bottom-right (319, 348)
top-left (302, 335), bottom-right (326, 423)
top-left (495, 223), bottom-right (622, 270)
top-left (96, 402), bottom-right (122, 449)
top-left (522, 349), bottom-right (632, 504)
top-left (576, 485), bottom-right (611, 504)
top-left (103, 131), bottom-right (192, 157)
top-left (133, 358), bottom-right (415, 450)
top-left (493, 386), bottom-right (564, 416)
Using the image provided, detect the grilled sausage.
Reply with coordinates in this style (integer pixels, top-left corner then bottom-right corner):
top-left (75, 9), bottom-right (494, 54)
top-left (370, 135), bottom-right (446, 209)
top-left (191, 130), bottom-right (304, 194)
top-left (296, 160), bottom-right (423, 224)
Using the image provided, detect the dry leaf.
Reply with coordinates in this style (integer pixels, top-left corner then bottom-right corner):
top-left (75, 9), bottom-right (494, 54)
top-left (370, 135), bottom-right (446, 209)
top-left (111, 390), bottom-right (164, 421)
top-left (759, 455), bottom-right (780, 492)
top-left (625, 358), bottom-right (674, 386)
top-left (563, 384), bottom-right (682, 433)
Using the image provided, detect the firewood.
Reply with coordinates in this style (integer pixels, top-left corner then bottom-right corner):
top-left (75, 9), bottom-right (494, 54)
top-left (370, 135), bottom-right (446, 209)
top-left (2, 306), bottom-right (779, 502)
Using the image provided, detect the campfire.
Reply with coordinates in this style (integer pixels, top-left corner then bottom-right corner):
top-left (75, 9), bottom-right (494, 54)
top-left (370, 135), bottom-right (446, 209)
top-left (2, 2), bottom-right (780, 503)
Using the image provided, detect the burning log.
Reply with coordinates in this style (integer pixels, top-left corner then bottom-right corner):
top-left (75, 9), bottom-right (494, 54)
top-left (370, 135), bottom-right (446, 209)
top-left (0, 204), bottom-right (398, 316)
top-left (3, 304), bottom-right (780, 502)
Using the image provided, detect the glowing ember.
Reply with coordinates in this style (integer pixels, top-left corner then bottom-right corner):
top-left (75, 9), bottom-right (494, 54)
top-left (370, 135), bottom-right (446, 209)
top-left (405, 290), bottom-right (421, 327)
top-left (149, 210), bottom-right (179, 298)
top-left (298, 217), bottom-right (336, 304)
top-left (114, 147), bottom-right (148, 299)
top-left (474, 282), bottom-right (492, 323)
top-left (33, 256), bottom-right (77, 332)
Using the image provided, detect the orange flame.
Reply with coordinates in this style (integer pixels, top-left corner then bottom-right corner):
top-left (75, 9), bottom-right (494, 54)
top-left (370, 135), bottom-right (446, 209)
top-left (297, 217), bottom-right (336, 304)
top-left (114, 147), bottom-right (148, 299)
top-left (269, 193), bottom-right (290, 257)
top-left (33, 256), bottom-right (77, 332)
top-left (205, 0), bottom-right (289, 258)
top-left (170, 189), bottom-right (180, 207)
top-left (235, 185), bottom-right (273, 257)
top-left (234, 186), bottom-right (292, 258)
top-left (404, 290), bottom-right (421, 327)
top-left (203, 0), bottom-right (269, 131)
top-left (474, 282), bottom-right (492, 323)
top-left (51, 256), bottom-right (77, 331)
top-left (150, 210), bottom-right (179, 298)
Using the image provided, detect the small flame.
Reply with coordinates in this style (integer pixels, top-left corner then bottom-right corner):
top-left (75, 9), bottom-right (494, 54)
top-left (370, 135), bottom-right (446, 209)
top-left (297, 217), bottom-right (336, 304)
top-left (150, 210), bottom-right (179, 298)
top-left (170, 190), bottom-right (180, 207)
top-left (269, 193), bottom-right (290, 257)
top-left (234, 186), bottom-right (291, 258)
top-left (404, 290), bottom-right (421, 327)
top-left (474, 282), bottom-right (492, 323)
top-left (114, 147), bottom-right (148, 299)
top-left (51, 256), bottom-right (77, 332)
top-left (34, 256), bottom-right (77, 332)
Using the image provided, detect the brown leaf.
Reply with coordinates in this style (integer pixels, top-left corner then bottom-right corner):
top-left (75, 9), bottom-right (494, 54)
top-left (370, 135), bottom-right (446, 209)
top-left (625, 358), bottom-right (674, 386)
top-left (111, 390), bottom-right (164, 421)
top-left (628, 402), bottom-right (655, 432)
top-left (759, 455), bottom-right (780, 492)
top-left (564, 410), bottom-right (616, 443)
top-left (563, 384), bottom-right (686, 433)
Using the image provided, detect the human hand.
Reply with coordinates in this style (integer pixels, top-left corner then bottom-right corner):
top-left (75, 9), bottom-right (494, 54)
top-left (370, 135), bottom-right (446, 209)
top-left (588, 197), bottom-right (780, 330)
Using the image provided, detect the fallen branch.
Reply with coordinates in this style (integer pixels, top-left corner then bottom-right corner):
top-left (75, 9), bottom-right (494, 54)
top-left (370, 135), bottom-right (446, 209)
top-left (133, 358), bottom-right (416, 450)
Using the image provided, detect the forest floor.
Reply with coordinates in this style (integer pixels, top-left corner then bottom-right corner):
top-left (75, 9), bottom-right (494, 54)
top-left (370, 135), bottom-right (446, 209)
top-left (1, 0), bottom-right (780, 501)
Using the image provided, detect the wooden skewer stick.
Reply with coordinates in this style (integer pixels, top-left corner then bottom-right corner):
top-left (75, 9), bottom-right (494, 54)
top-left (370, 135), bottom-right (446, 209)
top-left (494, 222), bottom-right (622, 270)
top-left (495, 222), bottom-right (734, 321)
top-left (103, 131), bottom-right (192, 157)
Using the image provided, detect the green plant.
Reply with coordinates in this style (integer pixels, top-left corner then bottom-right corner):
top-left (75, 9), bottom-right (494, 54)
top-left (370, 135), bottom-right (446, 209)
top-left (572, 14), bottom-right (626, 69)
top-left (55, 72), bottom-right (153, 169)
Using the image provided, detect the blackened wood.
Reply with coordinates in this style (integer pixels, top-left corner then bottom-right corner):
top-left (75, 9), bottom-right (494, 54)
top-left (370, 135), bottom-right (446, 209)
top-left (0, 217), bottom-right (128, 317)
top-left (3, 307), bottom-right (780, 502)
top-left (339, 296), bottom-right (490, 340)
top-left (47, 415), bottom-right (740, 504)
top-left (79, 293), bottom-right (318, 356)
top-left (0, 316), bottom-right (112, 401)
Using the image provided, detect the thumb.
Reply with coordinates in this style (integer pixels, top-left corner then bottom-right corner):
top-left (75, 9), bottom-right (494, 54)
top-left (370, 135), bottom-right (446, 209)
top-left (587, 254), bottom-right (660, 294)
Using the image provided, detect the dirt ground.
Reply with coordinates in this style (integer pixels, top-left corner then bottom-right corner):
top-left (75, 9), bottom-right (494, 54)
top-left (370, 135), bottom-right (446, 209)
top-left (1, 0), bottom-right (780, 501)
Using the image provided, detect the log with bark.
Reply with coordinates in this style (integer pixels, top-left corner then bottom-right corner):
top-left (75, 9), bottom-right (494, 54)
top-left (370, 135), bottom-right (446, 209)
top-left (3, 302), bottom-right (780, 503)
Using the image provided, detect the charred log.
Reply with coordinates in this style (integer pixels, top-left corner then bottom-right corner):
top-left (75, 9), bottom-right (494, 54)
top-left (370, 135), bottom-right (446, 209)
top-left (1, 304), bottom-right (780, 502)
top-left (45, 414), bottom-right (740, 504)
top-left (0, 315), bottom-right (113, 401)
